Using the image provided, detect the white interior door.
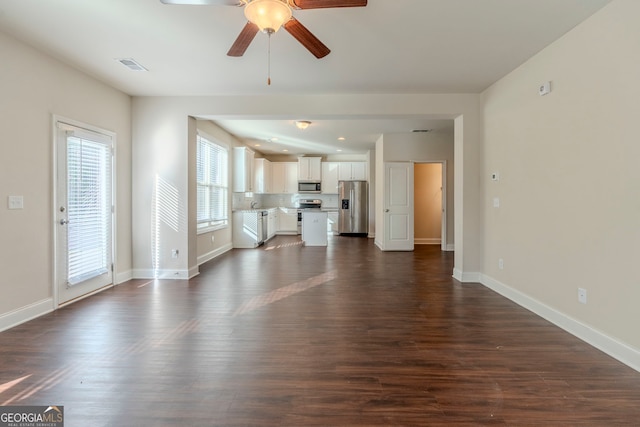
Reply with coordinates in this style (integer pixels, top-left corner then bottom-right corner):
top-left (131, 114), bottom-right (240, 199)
top-left (383, 162), bottom-right (414, 251)
top-left (55, 121), bottom-right (114, 305)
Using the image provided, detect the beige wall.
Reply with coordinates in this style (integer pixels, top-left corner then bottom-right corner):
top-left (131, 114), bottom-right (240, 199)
top-left (480, 0), bottom-right (640, 364)
top-left (0, 32), bottom-right (132, 328)
top-left (381, 130), bottom-right (455, 248)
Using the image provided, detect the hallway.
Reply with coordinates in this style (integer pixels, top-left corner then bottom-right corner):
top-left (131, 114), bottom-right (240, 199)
top-left (1, 236), bottom-right (639, 425)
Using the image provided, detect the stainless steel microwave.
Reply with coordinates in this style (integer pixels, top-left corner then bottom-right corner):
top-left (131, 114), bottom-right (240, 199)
top-left (298, 182), bottom-right (321, 193)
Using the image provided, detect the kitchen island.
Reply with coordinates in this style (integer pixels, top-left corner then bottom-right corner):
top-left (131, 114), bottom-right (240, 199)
top-left (301, 210), bottom-right (328, 246)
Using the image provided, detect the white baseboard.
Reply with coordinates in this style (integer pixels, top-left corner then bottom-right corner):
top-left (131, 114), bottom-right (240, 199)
top-left (452, 268), bottom-right (481, 283)
top-left (0, 298), bottom-right (55, 333)
top-left (415, 238), bottom-right (441, 245)
top-left (132, 268), bottom-right (195, 280)
top-left (445, 244), bottom-right (455, 251)
top-left (115, 269), bottom-right (133, 285)
top-left (481, 273), bottom-right (640, 373)
top-left (197, 243), bottom-right (233, 266)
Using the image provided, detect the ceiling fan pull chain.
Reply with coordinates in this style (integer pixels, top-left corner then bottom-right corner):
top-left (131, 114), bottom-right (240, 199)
top-left (267, 30), bottom-right (272, 86)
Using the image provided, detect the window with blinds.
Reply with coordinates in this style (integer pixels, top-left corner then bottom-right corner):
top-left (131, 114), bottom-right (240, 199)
top-left (197, 133), bottom-right (229, 231)
top-left (67, 136), bottom-right (112, 285)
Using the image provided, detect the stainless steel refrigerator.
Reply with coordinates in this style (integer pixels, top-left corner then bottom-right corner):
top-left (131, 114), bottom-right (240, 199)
top-left (338, 180), bottom-right (368, 235)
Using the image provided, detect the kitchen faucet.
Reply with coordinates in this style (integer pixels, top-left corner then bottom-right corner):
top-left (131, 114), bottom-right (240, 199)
top-left (250, 201), bottom-right (258, 209)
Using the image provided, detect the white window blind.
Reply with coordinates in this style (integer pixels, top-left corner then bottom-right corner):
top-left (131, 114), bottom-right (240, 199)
top-left (197, 134), bottom-right (228, 229)
top-left (66, 135), bottom-right (112, 285)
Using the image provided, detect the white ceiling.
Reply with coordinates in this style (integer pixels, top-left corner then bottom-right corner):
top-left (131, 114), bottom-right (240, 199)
top-left (0, 0), bottom-right (610, 154)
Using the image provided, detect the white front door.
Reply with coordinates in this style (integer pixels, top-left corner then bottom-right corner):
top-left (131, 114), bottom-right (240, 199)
top-left (382, 162), bottom-right (414, 251)
top-left (55, 120), bottom-right (114, 305)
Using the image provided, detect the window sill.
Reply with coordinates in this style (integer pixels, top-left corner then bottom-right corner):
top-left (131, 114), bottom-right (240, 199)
top-left (197, 223), bottom-right (228, 235)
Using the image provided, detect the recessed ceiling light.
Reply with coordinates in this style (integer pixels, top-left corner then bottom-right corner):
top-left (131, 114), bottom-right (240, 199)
top-left (283, 149), bottom-right (289, 152)
top-left (337, 137), bottom-right (346, 141)
top-left (337, 149), bottom-right (343, 152)
top-left (254, 144), bottom-right (261, 147)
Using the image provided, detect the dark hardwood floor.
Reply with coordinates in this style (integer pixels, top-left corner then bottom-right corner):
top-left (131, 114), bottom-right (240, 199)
top-left (2, 235), bottom-right (640, 426)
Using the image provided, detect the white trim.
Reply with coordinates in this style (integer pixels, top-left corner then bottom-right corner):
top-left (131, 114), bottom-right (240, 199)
top-left (52, 115), bottom-right (117, 308)
top-left (445, 244), bottom-right (455, 251)
top-left (415, 238), bottom-right (441, 245)
top-left (197, 243), bottom-right (233, 266)
top-left (0, 299), bottom-right (55, 333)
top-left (480, 274), bottom-right (640, 373)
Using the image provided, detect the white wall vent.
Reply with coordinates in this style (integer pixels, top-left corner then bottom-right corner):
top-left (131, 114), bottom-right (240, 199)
top-left (117, 58), bottom-right (147, 71)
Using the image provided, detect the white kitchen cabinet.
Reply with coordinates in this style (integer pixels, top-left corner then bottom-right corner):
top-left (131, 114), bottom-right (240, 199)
top-left (277, 207), bottom-right (298, 234)
top-left (321, 162), bottom-right (339, 194)
top-left (298, 157), bottom-right (322, 181)
top-left (267, 208), bottom-right (277, 239)
top-left (232, 211), bottom-right (262, 248)
top-left (254, 158), bottom-right (271, 194)
top-left (337, 162), bottom-right (367, 181)
top-left (233, 147), bottom-right (254, 193)
top-left (271, 162), bottom-right (298, 194)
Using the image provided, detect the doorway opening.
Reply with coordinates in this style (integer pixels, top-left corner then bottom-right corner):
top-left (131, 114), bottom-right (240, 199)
top-left (414, 162), bottom-right (447, 251)
top-left (54, 117), bottom-right (115, 307)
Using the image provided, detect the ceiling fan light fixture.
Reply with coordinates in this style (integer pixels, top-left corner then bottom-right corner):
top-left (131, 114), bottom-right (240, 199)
top-left (295, 120), bottom-right (311, 130)
top-left (244, 0), bottom-right (292, 33)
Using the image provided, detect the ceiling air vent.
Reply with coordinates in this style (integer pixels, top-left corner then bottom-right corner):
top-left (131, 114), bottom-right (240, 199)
top-left (117, 58), bottom-right (147, 72)
top-left (411, 129), bottom-right (432, 133)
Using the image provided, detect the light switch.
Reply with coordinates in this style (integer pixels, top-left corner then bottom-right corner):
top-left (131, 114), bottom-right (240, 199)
top-left (8, 196), bottom-right (24, 210)
top-left (493, 197), bottom-right (500, 208)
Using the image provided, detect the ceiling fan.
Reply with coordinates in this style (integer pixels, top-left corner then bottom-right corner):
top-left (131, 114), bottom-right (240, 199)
top-left (160, 0), bottom-right (368, 59)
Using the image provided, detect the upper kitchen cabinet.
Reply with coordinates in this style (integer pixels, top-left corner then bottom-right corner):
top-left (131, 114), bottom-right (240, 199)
top-left (271, 162), bottom-right (298, 194)
top-left (233, 146), bottom-right (254, 193)
top-left (254, 158), bottom-right (271, 194)
top-left (298, 157), bottom-right (322, 181)
top-left (337, 162), bottom-right (367, 181)
top-left (321, 162), bottom-right (339, 194)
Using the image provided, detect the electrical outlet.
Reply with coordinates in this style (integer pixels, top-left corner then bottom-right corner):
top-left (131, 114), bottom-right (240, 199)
top-left (171, 249), bottom-right (179, 259)
top-left (578, 288), bottom-right (587, 304)
top-left (498, 258), bottom-right (504, 270)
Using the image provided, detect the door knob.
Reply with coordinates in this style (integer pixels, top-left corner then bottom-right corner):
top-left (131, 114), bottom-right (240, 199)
top-left (385, 209), bottom-right (390, 212)
top-left (60, 219), bottom-right (69, 225)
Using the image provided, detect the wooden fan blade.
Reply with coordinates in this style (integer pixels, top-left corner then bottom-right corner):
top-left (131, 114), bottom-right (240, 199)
top-left (227, 22), bottom-right (259, 57)
top-left (284, 18), bottom-right (330, 59)
top-left (290, 0), bottom-right (367, 9)
top-left (160, 0), bottom-right (241, 5)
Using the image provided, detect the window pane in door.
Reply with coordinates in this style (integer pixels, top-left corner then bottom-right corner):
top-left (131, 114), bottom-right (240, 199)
top-left (66, 136), bottom-right (111, 285)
